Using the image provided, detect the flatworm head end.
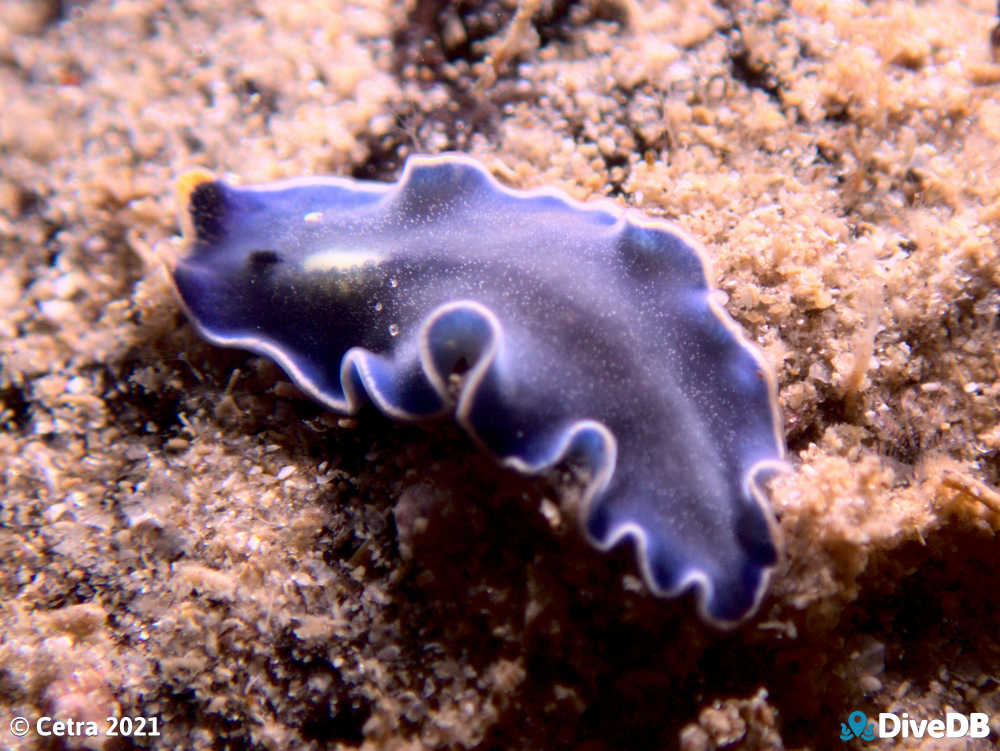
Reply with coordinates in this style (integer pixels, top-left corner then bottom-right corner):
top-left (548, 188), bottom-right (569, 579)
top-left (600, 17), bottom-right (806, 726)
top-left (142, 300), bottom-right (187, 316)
top-left (176, 169), bottom-right (218, 247)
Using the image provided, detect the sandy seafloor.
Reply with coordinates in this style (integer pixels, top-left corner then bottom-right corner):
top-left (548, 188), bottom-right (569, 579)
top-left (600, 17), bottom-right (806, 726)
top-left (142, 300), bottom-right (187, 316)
top-left (2, 0), bottom-right (1000, 749)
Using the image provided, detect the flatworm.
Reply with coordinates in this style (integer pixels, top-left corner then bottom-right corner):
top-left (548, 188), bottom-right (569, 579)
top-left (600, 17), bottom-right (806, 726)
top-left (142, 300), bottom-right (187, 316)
top-left (168, 154), bottom-right (786, 626)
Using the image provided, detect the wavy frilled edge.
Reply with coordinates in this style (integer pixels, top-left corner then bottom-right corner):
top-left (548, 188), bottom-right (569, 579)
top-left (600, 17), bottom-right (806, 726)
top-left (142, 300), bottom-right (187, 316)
top-left (169, 154), bottom-right (787, 628)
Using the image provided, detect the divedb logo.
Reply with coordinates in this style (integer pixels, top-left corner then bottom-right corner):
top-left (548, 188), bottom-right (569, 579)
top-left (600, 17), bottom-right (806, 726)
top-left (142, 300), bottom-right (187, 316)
top-left (840, 710), bottom-right (991, 741)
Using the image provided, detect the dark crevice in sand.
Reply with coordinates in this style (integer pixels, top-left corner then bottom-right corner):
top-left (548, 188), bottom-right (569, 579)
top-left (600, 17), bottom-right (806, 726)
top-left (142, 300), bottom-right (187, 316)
top-left (0, 383), bottom-right (33, 432)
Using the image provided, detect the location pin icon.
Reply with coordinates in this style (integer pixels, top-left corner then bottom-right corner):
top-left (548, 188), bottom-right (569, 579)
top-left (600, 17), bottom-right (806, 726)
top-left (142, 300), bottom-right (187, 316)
top-left (847, 711), bottom-right (867, 737)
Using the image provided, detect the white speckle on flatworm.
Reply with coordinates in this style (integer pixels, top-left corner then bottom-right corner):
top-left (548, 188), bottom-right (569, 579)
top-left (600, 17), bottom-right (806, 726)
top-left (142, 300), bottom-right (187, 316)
top-left (304, 211), bottom-right (323, 222)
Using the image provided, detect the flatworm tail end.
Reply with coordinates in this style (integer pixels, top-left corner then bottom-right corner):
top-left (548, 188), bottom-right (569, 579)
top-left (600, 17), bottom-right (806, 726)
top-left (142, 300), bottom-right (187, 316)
top-left (415, 298), bottom-right (774, 628)
top-left (580, 458), bottom-right (781, 628)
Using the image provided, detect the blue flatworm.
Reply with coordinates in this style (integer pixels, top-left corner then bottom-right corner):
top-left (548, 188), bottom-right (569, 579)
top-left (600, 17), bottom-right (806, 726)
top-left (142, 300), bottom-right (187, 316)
top-left (168, 154), bottom-right (786, 626)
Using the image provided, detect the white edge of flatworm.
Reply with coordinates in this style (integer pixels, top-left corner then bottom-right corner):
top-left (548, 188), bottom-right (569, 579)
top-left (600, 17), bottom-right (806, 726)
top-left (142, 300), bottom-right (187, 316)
top-left (173, 305), bottom-right (450, 423)
top-left (172, 153), bottom-right (789, 628)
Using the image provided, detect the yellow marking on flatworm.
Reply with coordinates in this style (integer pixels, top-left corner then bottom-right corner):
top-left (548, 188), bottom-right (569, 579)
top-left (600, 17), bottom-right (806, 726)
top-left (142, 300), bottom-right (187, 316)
top-left (304, 211), bottom-right (323, 222)
top-left (302, 249), bottom-right (387, 273)
top-left (176, 168), bottom-right (216, 241)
